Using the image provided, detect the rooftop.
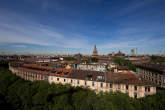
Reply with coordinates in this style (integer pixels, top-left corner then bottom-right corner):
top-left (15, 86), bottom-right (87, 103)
top-left (136, 63), bottom-right (165, 73)
top-left (107, 72), bottom-right (154, 85)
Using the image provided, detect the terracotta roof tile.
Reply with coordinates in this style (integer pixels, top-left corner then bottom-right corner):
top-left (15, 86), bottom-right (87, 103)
top-left (18, 67), bottom-right (49, 75)
top-left (23, 64), bottom-right (53, 70)
top-left (107, 72), bottom-right (155, 85)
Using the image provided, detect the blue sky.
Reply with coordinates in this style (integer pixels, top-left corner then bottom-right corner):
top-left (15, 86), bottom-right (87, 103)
top-left (0, 0), bottom-right (165, 55)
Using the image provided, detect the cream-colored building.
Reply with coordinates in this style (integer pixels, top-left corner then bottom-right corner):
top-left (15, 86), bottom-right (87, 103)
top-left (76, 63), bottom-right (107, 72)
top-left (48, 69), bottom-right (156, 98)
top-left (9, 61), bottom-right (156, 98)
top-left (136, 63), bottom-right (165, 88)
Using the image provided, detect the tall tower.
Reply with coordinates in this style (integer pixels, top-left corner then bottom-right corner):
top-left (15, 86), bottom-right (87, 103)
top-left (92, 45), bottom-right (98, 57)
top-left (131, 48), bottom-right (135, 56)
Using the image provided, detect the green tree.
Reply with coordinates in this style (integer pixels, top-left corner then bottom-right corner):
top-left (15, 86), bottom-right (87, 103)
top-left (89, 57), bottom-right (99, 62)
top-left (150, 56), bottom-right (165, 62)
top-left (64, 57), bottom-right (77, 61)
top-left (114, 58), bottom-right (136, 72)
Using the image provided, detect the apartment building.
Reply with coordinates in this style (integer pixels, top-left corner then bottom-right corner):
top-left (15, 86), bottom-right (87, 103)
top-left (9, 62), bottom-right (50, 81)
top-left (9, 61), bottom-right (156, 98)
top-left (48, 68), bottom-right (156, 98)
top-left (136, 63), bottom-right (165, 88)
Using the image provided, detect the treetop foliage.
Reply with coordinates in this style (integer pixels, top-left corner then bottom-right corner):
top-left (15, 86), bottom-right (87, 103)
top-left (64, 57), bottom-right (77, 61)
top-left (150, 55), bottom-right (165, 62)
top-left (89, 57), bottom-right (99, 62)
top-left (114, 58), bottom-right (136, 72)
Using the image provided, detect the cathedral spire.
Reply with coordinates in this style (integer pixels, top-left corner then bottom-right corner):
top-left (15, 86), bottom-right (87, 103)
top-left (92, 45), bottom-right (98, 56)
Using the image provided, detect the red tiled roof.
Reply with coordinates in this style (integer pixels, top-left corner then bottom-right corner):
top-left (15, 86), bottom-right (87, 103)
top-left (136, 63), bottom-right (165, 72)
top-left (11, 61), bottom-right (155, 86)
top-left (23, 64), bottom-right (53, 70)
top-left (107, 72), bottom-right (154, 85)
top-left (18, 67), bottom-right (49, 75)
top-left (49, 69), bottom-right (105, 81)
top-left (116, 66), bottom-right (129, 70)
top-left (49, 68), bottom-right (72, 78)
top-left (69, 69), bottom-right (105, 81)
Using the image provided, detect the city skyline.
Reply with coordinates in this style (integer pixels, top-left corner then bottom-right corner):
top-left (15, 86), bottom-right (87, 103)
top-left (0, 0), bottom-right (165, 55)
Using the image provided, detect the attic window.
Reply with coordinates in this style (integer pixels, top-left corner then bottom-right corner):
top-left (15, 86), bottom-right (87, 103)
top-left (87, 74), bottom-right (92, 78)
top-left (64, 71), bottom-right (69, 75)
top-left (87, 74), bottom-right (93, 80)
top-left (97, 75), bottom-right (104, 80)
top-left (51, 70), bottom-right (56, 73)
top-left (57, 71), bottom-right (62, 74)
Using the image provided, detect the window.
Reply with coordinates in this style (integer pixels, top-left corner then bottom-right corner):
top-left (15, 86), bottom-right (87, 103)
top-left (110, 83), bottom-right (112, 88)
top-left (145, 86), bottom-right (150, 92)
top-left (118, 84), bottom-right (120, 90)
top-left (134, 86), bottom-right (137, 91)
top-left (77, 80), bottom-right (79, 85)
top-left (148, 87), bottom-right (150, 92)
top-left (126, 85), bottom-right (128, 90)
top-left (106, 83), bottom-right (108, 87)
top-left (71, 79), bottom-right (73, 83)
top-left (92, 82), bottom-right (95, 87)
top-left (100, 82), bottom-right (103, 88)
top-left (97, 75), bottom-right (104, 80)
top-left (84, 81), bottom-right (87, 86)
top-left (57, 78), bottom-right (59, 81)
top-left (134, 93), bottom-right (137, 98)
top-left (155, 80), bottom-right (157, 84)
top-left (64, 79), bottom-right (66, 82)
top-left (145, 87), bottom-right (147, 92)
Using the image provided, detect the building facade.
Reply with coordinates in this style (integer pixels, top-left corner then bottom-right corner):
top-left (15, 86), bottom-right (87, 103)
top-left (48, 69), bottom-right (156, 98)
top-left (76, 63), bottom-right (107, 72)
top-left (136, 63), bottom-right (165, 88)
top-left (9, 62), bottom-right (50, 81)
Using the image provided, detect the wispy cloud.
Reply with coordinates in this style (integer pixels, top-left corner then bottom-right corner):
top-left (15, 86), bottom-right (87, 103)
top-left (98, 37), bottom-right (165, 54)
top-left (11, 44), bottom-right (27, 48)
top-left (0, 0), bottom-right (165, 54)
top-left (115, 0), bottom-right (157, 17)
top-left (0, 11), bottom-right (90, 49)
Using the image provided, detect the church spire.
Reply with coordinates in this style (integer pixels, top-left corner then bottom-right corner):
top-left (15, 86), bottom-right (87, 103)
top-left (92, 45), bottom-right (98, 56)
